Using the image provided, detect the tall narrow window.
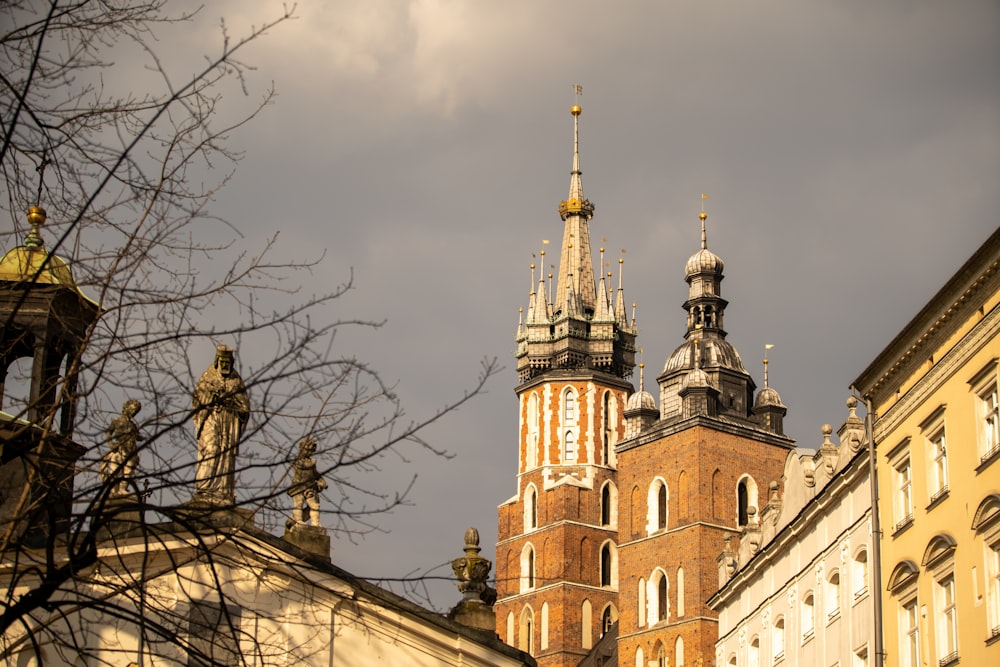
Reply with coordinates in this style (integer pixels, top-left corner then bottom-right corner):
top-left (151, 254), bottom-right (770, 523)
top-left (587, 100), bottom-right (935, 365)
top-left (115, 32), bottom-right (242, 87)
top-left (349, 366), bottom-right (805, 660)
top-left (772, 616), bottom-right (785, 661)
top-left (519, 606), bottom-right (534, 655)
top-left (648, 479), bottom-right (668, 534)
top-left (801, 591), bottom-right (815, 638)
top-left (735, 475), bottom-right (760, 527)
top-left (826, 570), bottom-right (841, 620)
top-left (655, 643), bottom-right (666, 667)
top-left (602, 483), bottom-right (612, 526)
top-left (901, 598), bottom-right (919, 667)
top-left (524, 485), bottom-right (537, 531)
top-left (658, 574), bottom-right (668, 622)
top-left (602, 392), bottom-right (611, 466)
top-left (521, 544), bottom-right (536, 592)
top-left (676, 567), bottom-right (685, 617)
top-left (637, 577), bottom-right (646, 628)
top-left (928, 426), bottom-right (948, 501)
top-left (674, 636), bottom-right (684, 667)
top-left (541, 602), bottom-right (550, 651)
top-left (748, 636), bottom-right (760, 667)
top-left (564, 388), bottom-right (577, 422)
top-left (526, 392), bottom-right (540, 469)
top-left (601, 604), bottom-right (616, 637)
top-left (853, 549), bottom-right (869, 599)
top-left (738, 480), bottom-right (749, 526)
top-left (564, 430), bottom-right (576, 462)
top-left (937, 575), bottom-right (958, 664)
top-left (894, 457), bottom-right (913, 531)
top-left (974, 368), bottom-right (1000, 463)
top-left (601, 543), bottom-right (612, 586)
top-left (658, 484), bottom-right (667, 531)
top-left (580, 600), bottom-right (591, 650)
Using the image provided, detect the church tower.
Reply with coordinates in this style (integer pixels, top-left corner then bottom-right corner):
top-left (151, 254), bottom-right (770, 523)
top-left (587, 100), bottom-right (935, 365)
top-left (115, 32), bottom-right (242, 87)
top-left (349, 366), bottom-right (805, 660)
top-left (0, 207), bottom-right (98, 546)
top-left (615, 208), bottom-right (794, 667)
top-left (496, 102), bottom-right (636, 666)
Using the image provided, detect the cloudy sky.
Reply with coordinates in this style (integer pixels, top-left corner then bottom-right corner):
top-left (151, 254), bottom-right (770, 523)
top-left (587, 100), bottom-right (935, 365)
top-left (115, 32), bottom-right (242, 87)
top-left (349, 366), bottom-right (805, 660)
top-left (106, 1), bottom-right (1000, 610)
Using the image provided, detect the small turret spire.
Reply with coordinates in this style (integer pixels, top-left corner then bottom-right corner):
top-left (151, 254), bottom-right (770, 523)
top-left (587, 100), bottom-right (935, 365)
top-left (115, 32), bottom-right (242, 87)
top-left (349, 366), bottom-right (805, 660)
top-left (763, 343), bottom-right (774, 388)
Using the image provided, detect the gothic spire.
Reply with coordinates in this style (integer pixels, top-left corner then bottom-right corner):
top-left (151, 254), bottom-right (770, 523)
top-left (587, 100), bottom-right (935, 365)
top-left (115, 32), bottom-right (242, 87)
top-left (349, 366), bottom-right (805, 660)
top-left (554, 103), bottom-right (597, 317)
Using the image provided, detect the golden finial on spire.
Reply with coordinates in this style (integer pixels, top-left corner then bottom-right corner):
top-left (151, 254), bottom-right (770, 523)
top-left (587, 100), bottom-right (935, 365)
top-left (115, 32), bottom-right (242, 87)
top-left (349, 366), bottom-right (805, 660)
top-left (25, 206), bottom-right (46, 247)
top-left (763, 343), bottom-right (774, 388)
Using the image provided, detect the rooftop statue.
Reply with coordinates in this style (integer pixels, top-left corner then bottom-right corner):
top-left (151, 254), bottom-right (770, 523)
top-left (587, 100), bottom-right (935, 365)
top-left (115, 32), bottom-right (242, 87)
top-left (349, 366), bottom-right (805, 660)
top-left (100, 399), bottom-right (142, 498)
top-left (286, 437), bottom-right (327, 528)
top-left (192, 345), bottom-right (249, 506)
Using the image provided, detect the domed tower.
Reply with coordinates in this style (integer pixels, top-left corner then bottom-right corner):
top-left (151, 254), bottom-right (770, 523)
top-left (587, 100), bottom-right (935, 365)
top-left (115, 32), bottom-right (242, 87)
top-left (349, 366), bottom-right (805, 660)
top-left (0, 207), bottom-right (99, 546)
top-left (497, 101), bottom-right (635, 666)
top-left (614, 202), bottom-right (794, 667)
top-left (658, 209), bottom-right (756, 421)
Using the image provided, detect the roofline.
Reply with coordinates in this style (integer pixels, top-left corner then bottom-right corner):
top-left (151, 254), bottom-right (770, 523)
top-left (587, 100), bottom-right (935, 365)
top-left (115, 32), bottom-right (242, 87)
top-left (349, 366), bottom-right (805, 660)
top-left (852, 226), bottom-right (1000, 398)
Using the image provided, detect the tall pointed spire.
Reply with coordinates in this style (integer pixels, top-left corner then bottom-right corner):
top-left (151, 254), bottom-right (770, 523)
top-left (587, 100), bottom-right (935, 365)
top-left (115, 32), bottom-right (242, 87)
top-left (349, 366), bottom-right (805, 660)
top-left (514, 95), bottom-right (636, 383)
top-left (555, 100), bottom-right (597, 317)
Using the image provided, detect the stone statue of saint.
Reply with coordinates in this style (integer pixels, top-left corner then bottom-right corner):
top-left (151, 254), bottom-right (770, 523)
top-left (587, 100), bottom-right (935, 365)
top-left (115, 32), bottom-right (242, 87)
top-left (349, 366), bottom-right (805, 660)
top-left (286, 437), bottom-right (327, 527)
top-left (192, 345), bottom-right (249, 505)
top-left (100, 399), bottom-right (142, 497)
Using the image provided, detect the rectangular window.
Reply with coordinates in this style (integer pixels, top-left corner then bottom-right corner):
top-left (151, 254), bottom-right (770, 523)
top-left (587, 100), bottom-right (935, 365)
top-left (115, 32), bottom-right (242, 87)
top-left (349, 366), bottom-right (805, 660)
top-left (937, 576), bottom-right (958, 664)
top-left (979, 379), bottom-right (1000, 464)
top-left (894, 457), bottom-right (913, 532)
top-left (900, 598), bottom-right (919, 667)
top-left (988, 542), bottom-right (1000, 639)
top-left (928, 427), bottom-right (948, 502)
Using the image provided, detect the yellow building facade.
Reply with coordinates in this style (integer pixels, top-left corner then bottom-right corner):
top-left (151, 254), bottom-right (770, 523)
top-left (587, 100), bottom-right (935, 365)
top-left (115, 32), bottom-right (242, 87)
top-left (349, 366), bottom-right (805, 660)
top-left (854, 228), bottom-right (1000, 667)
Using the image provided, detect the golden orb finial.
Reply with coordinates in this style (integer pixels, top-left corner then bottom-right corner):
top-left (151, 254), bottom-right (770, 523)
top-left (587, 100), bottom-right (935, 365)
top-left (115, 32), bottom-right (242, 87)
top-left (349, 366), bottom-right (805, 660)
top-left (699, 211), bottom-right (707, 221)
top-left (25, 206), bottom-right (46, 247)
top-left (27, 206), bottom-right (46, 226)
top-left (571, 104), bottom-right (582, 116)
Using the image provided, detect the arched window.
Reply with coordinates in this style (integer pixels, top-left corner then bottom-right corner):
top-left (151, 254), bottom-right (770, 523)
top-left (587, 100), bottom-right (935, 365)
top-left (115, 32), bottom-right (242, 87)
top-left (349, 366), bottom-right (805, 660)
top-left (563, 387), bottom-right (577, 422)
top-left (748, 635), bottom-right (759, 667)
top-left (526, 392), bottom-right (540, 469)
top-left (853, 548), bottom-right (869, 599)
top-left (676, 567), bottom-right (685, 617)
top-left (524, 484), bottom-right (538, 531)
top-left (658, 484), bottom-right (667, 530)
top-left (581, 599), bottom-right (592, 650)
top-left (712, 469), bottom-right (724, 519)
top-left (602, 391), bottom-right (611, 466)
top-left (674, 636), bottom-right (685, 667)
top-left (518, 606), bottom-right (534, 655)
top-left (600, 541), bottom-right (618, 588)
top-left (637, 576), bottom-right (646, 627)
top-left (635, 647), bottom-right (645, 667)
top-left (541, 602), bottom-right (550, 650)
top-left (801, 591), bottom-right (815, 638)
top-left (678, 470), bottom-right (689, 519)
top-left (601, 481), bottom-right (617, 527)
top-left (631, 486), bottom-right (641, 539)
top-left (737, 475), bottom-right (758, 527)
top-left (658, 575), bottom-right (668, 621)
top-left (773, 616), bottom-right (785, 660)
top-left (654, 642), bottom-right (666, 667)
top-left (506, 611), bottom-right (514, 643)
top-left (601, 603), bottom-right (617, 637)
top-left (826, 569), bottom-right (841, 619)
top-left (648, 478), bottom-right (668, 534)
top-left (564, 430), bottom-right (577, 462)
top-left (520, 544), bottom-right (536, 592)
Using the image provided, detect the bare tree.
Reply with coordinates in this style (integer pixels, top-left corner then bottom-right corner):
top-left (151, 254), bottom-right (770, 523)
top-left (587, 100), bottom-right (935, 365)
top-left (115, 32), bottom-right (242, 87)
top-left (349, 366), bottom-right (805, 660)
top-left (0, 2), bottom-right (497, 663)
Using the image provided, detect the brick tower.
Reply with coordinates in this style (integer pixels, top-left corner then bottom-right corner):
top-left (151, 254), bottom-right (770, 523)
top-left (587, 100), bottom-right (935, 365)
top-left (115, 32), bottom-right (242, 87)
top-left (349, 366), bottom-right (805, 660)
top-left (614, 208), bottom-right (794, 666)
top-left (495, 102), bottom-right (636, 666)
